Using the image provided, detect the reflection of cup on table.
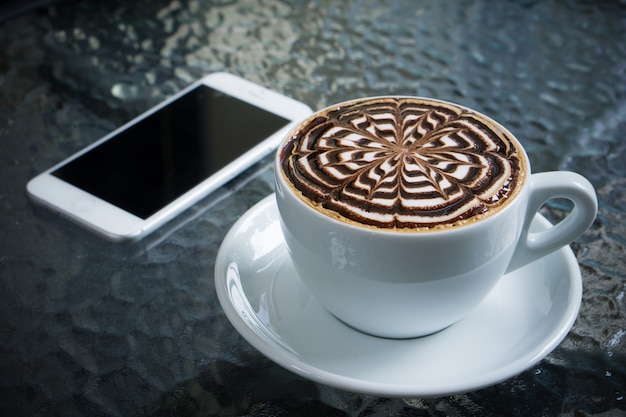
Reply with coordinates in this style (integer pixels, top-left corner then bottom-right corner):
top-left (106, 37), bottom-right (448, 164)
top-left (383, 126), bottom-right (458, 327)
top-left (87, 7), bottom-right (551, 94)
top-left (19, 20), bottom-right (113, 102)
top-left (274, 97), bottom-right (597, 339)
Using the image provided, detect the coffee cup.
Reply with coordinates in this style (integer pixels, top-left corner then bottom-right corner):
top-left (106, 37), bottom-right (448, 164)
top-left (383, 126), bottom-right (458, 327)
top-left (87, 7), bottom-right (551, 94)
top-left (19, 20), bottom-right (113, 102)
top-left (274, 96), bottom-right (597, 339)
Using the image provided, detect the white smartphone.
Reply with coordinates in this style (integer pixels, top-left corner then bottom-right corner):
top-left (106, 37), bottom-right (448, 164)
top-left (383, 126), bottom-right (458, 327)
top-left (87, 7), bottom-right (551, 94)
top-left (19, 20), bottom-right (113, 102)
top-left (27, 72), bottom-right (312, 242)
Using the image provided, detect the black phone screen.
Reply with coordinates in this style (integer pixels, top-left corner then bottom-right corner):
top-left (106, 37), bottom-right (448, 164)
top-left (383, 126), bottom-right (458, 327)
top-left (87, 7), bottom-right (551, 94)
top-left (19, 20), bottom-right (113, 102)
top-left (52, 85), bottom-right (290, 219)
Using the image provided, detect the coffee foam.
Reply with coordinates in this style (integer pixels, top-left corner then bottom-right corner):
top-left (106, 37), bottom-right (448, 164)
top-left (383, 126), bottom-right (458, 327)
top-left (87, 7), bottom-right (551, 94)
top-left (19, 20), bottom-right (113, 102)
top-left (280, 97), bottom-right (527, 231)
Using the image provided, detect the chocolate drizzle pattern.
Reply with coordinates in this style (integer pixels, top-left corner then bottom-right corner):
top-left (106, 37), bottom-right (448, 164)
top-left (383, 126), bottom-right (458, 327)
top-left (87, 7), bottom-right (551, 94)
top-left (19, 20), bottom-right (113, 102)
top-left (280, 97), bottom-right (526, 230)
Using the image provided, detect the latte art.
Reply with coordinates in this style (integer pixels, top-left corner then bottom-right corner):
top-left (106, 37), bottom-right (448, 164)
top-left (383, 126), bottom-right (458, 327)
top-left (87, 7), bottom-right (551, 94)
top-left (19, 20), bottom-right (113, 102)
top-left (280, 97), bottom-right (526, 230)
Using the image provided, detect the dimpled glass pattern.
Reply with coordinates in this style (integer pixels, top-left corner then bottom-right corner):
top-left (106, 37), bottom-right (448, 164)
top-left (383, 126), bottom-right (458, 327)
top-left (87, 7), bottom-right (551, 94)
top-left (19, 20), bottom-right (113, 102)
top-left (0, 0), bottom-right (625, 416)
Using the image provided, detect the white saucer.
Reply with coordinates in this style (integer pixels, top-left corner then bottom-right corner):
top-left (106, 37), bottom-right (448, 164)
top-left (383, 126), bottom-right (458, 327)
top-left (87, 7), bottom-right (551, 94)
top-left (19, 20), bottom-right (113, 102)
top-left (215, 195), bottom-right (582, 398)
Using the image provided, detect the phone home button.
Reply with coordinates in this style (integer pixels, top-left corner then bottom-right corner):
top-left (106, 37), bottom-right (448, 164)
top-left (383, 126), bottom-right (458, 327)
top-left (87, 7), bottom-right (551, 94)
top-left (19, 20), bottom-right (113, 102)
top-left (71, 197), bottom-right (95, 213)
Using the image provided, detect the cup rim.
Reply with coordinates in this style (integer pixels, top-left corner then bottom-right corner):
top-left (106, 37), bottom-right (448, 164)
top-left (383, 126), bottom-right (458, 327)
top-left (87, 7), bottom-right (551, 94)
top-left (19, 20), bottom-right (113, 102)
top-left (275, 95), bottom-right (531, 236)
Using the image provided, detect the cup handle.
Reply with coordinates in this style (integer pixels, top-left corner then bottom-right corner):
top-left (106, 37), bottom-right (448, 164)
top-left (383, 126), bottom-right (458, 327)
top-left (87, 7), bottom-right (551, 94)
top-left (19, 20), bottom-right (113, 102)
top-left (505, 171), bottom-right (598, 273)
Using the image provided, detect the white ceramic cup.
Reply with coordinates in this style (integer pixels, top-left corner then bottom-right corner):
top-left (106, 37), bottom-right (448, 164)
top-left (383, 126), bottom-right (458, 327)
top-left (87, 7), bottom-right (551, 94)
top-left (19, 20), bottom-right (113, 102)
top-left (274, 97), bottom-right (597, 339)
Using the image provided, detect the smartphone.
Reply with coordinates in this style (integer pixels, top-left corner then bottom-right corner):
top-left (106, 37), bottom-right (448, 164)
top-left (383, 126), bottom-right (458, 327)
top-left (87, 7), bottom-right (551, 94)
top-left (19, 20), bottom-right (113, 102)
top-left (27, 72), bottom-right (312, 242)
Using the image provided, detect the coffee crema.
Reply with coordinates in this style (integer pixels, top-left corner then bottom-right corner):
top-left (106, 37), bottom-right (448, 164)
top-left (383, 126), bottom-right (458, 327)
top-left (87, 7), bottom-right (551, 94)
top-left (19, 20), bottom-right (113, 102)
top-left (279, 97), bottom-right (527, 231)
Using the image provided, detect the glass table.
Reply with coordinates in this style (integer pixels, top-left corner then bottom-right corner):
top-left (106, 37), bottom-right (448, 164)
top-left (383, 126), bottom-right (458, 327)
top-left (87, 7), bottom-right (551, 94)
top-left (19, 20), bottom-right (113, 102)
top-left (1, 0), bottom-right (624, 415)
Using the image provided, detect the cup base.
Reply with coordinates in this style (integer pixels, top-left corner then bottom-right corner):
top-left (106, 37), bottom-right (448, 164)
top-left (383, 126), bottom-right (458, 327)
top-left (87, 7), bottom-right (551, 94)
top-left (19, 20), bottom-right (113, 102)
top-left (333, 315), bottom-right (455, 339)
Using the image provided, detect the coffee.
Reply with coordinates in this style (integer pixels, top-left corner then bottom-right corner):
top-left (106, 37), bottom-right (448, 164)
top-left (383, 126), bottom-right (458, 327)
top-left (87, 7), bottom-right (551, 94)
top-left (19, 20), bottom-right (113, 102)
top-left (279, 97), bottom-right (527, 231)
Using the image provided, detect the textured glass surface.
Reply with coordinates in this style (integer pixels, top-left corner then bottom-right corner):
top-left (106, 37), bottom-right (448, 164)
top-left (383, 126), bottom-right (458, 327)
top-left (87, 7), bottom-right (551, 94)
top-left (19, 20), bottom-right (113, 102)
top-left (0, 0), bottom-right (624, 416)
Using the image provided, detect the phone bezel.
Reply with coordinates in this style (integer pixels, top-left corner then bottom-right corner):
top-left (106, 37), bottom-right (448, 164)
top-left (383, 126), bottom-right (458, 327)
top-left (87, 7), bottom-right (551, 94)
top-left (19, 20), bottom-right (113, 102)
top-left (26, 72), bottom-right (312, 242)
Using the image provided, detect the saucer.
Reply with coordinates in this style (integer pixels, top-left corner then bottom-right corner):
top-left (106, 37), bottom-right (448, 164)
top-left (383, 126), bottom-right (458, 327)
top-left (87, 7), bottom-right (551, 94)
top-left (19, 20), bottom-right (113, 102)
top-left (214, 195), bottom-right (582, 398)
